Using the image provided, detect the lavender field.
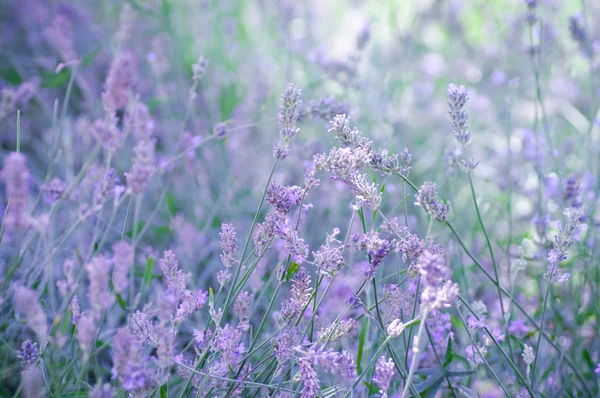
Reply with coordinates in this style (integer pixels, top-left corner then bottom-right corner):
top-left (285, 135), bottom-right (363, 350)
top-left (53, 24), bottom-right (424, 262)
top-left (1, 0), bottom-right (600, 397)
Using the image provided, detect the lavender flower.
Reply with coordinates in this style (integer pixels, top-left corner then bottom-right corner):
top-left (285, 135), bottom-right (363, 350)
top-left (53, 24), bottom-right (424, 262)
top-left (71, 297), bottom-right (81, 325)
top-left (314, 143), bottom-right (370, 179)
top-left (86, 255), bottom-right (114, 310)
top-left (298, 96), bottom-right (350, 122)
top-left (337, 351), bottom-right (357, 379)
top-left (522, 344), bottom-right (535, 366)
top-left (317, 318), bottom-right (357, 342)
top-left (174, 289), bottom-right (208, 323)
top-left (399, 147), bottom-right (412, 177)
top-left (382, 284), bottom-right (408, 322)
top-left (301, 345), bottom-right (340, 373)
top-left (420, 310), bottom-right (454, 367)
top-left (381, 217), bottom-right (425, 263)
top-left (112, 241), bottom-right (132, 294)
top-left (91, 113), bottom-right (122, 152)
top-left (116, 4), bottom-right (135, 44)
top-left (21, 365), bottom-right (45, 398)
top-left (273, 141), bottom-right (290, 160)
top-left (545, 208), bottom-right (586, 283)
top-left (213, 122), bottom-right (228, 138)
top-left (18, 340), bottom-right (40, 369)
top-left (159, 250), bottom-right (189, 297)
top-left (532, 213), bottom-right (551, 243)
top-left (76, 312), bottom-right (97, 353)
top-left (563, 176), bottom-right (582, 208)
top-left (267, 181), bottom-right (304, 214)
top-left (278, 83), bottom-right (302, 139)
top-left (569, 15), bottom-right (593, 58)
top-left (466, 342), bottom-right (488, 366)
top-left (312, 228), bottom-right (344, 276)
top-left (57, 259), bottom-right (77, 297)
top-left (314, 115), bottom-right (388, 208)
top-left (373, 356), bottom-right (395, 396)
top-left (349, 231), bottom-right (398, 279)
top-left (525, 0), bottom-right (538, 24)
top-left (126, 138), bottom-right (156, 194)
top-left (298, 357), bottom-right (320, 398)
top-left (93, 168), bottom-right (120, 207)
top-left (41, 177), bottom-right (66, 203)
top-left (447, 83), bottom-right (471, 146)
top-left (387, 319), bottom-right (405, 338)
top-left (264, 213), bottom-right (309, 264)
top-left (1, 152), bottom-right (30, 232)
top-left (417, 250), bottom-right (459, 311)
top-left (414, 182), bottom-right (451, 221)
top-left (112, 328), bottom-right (155, 394)
top-left (43, 13), bottom-right (76, 61)
top-left (328, 114), bottom-right (372, 150)
top-left (102, 52), bottom-right (136, 110)
top-left (192, 56), bottom-right (207, 80)
top-left (219, 223), bottom-right (239, 268)
top-left (14, 286), bottom-right (48, 342)
top-left (129, 311), bottom-right (156, 345)
top-left (211, 324), bottom-right (244, 370)
top-left (370, 148), bottom-right (402, 175)
top-left (124, 102), bottom-right (155, 140)
top-left (277, 267), bottom-right (312, 326)
top-left (275, 328), bottom-right (299, 364)
top-left (234, 291), bottom-right (253, 329)
top-left (217, 270), bottom-right (232, 286)
top-left (89, 383), bottom-right (114, 398)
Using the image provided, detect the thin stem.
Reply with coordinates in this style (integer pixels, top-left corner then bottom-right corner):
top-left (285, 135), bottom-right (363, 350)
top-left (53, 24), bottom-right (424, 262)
top-left (16, 110), bottom-right (20, 152)
top-left (223, 159), bottom-right (278, 313)
top-left (456, 306), bottom-right (512, 397)
top-left (465, 166), bottom-right (508, 341)
top-left (401, 310), bottom-right (428, 398)
top-left (530, 272), bottom-right (552, 391)
top-left (394, 171), bottom-right (592, 395)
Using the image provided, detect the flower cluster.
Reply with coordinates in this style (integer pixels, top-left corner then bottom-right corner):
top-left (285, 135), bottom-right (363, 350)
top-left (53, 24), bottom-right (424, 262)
top-left (545, 208), bottom-right (587, 283)
top-left (414, 182), bottom-right (451, 221)
top-left (416, 250), bottom-right (459, 312)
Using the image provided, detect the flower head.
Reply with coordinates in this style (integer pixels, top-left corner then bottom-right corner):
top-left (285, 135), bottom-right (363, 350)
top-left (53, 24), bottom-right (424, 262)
top-left (373, 356), bottom-right (395, 394)
top-left (414, 182), bottom-right (450, 221)
top-left (278, 83), bottom-right (302, 139)
top-left (18, 340), bottom-right (40, 369)
top-left (447, 83), bottom-right (471, 145)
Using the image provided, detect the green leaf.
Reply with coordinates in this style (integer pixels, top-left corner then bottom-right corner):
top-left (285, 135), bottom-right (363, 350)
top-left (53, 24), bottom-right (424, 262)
top-left (143, 256), bottom-right (154, 287)
top-left (115, 292), bottom-right (127, 310)
top-left (218, 84), bottom-right (240, 119)
top-left (160, 385), bottom-right (167, 398)
top-left (0, 66), bottom-right (22, 85)
top-left (446, 369), bottom-right (476, 377)
top-left (161, 0), bottom-right (171, 16)
top-left (41, 69), bottom-right (71, 88)
top-left (209, 287), bottom-right (215, 308)
top-left (166, 192), bottom-right (177, 214)
top-left (357, 319), bottom-right (368, 373)
top-left (416, 370), bottom-right (444, 396)
top-left (81, 46), bottom-right (102, 68)
top-left (443, 336), bottom-right (454, 367)
top-left (582, 348), bottom-right (594, 369)
top-left (286, 262), bottom-right (299, 282)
